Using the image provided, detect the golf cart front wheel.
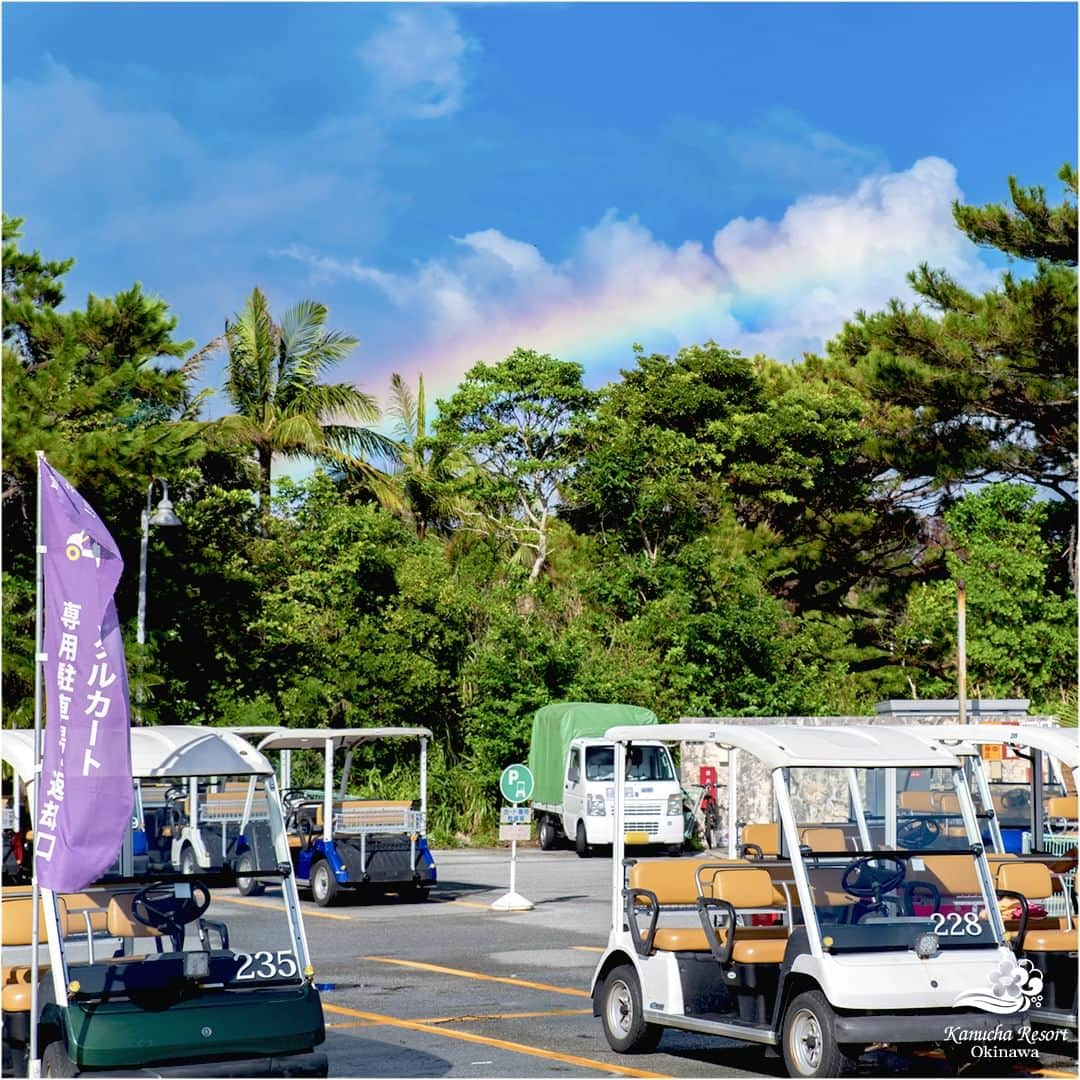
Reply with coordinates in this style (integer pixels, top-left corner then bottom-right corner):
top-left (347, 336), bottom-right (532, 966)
top-left (236, 853), bottom-right (265, 897)
top-left (781, 990), bottom-right (854, 1077)
top-left (42, 1041), bottom-right (79, 1077)
top-left (310, 860), bottom-right (339, 907)
top-left (179, 846), bottom-right (198, 876)
top-left (600, 964), bottom-right (662, 1053)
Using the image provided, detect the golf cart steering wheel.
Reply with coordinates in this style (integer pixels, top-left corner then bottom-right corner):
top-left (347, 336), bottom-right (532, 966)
top-left (132, 880), bottom-right (211, 951)
top-left (897, 816), bottom-right (941, 850)
top-left (842, 856), bottom-right (906, 900)
top-left (1002, 788), bottom-right (1031, 810)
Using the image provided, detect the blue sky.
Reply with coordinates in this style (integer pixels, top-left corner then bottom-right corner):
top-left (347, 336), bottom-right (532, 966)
top-left (4, 2), bottom-right (1077, 416)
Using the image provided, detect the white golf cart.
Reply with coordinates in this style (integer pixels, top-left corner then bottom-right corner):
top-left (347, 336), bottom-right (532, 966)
top-left (256, 728), bottom-right (436, 906)
top-left (903, 723), bottom-right (1078, 1031)
top-left (590, 723), bottom-right (1029, 1078)
top-left (2, 727), bottom-right (326, 1077)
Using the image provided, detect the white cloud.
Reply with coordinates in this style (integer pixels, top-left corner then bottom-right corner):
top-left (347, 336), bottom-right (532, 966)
top-left (357, 8), bottom-right (475, 119)
top-left (282, 156), bottom-right (994, 382)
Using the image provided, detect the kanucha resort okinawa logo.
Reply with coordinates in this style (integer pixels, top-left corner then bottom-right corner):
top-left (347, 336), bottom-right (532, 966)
top-left (952, 955), bottom-right (1044, 1013)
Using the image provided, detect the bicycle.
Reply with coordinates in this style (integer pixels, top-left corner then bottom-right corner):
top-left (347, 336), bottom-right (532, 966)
top-left (682, 780), bottom-right (721, 850)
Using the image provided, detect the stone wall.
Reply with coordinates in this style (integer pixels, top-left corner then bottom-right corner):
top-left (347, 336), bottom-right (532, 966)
top-left (679, 714), bottom-right (1058, 847)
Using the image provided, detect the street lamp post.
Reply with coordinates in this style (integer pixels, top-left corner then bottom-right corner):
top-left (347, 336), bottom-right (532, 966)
top-left (136, 478), bottom-right (181, 724)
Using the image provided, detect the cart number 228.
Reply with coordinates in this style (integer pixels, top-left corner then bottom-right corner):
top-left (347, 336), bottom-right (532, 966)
top-left (235, 950), bottom-right (299, 980)
top-left (929, 912), bottom-right (982, 936)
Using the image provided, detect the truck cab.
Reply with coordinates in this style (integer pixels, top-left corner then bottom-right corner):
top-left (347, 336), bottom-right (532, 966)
top-left (562, 738), bottom-right (683, 855)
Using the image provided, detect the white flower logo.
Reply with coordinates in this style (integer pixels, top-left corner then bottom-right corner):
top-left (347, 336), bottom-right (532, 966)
top-left (954, 955), bottom-right (1044, 1013)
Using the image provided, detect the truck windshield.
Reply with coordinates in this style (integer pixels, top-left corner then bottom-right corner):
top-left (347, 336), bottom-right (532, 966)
top-left (586, 745), bottom-right (675, 782)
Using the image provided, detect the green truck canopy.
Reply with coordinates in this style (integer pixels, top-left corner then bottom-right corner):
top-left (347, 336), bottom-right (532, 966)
top-left (527, 702), bottom-right (660, 806)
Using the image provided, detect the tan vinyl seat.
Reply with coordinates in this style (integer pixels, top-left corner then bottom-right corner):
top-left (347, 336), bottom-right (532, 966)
top-left (997, 863), bottom-right (1079, 952)
top-left (2, 891), bottom-right (50, 1013)
top-left (741, 823), bottom-right (780, 857)
top-left (629, 861), bottom-right (788, 963)
top-left (899, 792), bottom-right (935, 812)
top-left (106, 893), bottom-right (162, 939)
top-left (1046, 795), bottom-right (1078, 821)
top-left (799, 828), bottom-right (848, 852)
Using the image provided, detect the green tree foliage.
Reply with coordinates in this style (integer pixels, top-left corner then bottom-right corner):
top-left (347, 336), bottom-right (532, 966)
top-left (434, 348), bottom-right (598, 579)
top-left (566, 344), bottom-right (749, 562)
top-left (212, 287), bottom-right (392, 529)
top-left (896, 484), bottom-right (1076, 713)
top-left (827, 165), bottom-right (1077, 502)
top-left (375, 373), bottom-right (476, 539)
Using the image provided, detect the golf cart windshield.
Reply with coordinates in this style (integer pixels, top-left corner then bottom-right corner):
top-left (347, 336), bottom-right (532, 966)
top-left (586, 745), bottom-right (675, 783)
top-left (782, 765), bottom-right (1000, 952)
top-left (52, 772), bottom-right (304, 1001)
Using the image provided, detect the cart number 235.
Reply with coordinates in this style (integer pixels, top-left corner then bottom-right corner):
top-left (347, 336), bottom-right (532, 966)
top-left (235, 950), bottom-right (299, 980)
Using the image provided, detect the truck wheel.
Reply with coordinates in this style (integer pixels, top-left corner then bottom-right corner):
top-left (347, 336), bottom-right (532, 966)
top-left (310, 860), bottom-right (339, 907)
top-left (781, 990), bottom-right (854, 1077)
top-left (42, 1041), bottom-right (79, 1077)
top-left (538, 816), bottom-right (557, 851)
top-left (179, 845), bottom-right (198, 876)
top-left (575, 821), bottom-right (591, 858)
top-left (236, 852), bottom-right (265, 897)
top-left (600, 963), bottom-right (662, 1053)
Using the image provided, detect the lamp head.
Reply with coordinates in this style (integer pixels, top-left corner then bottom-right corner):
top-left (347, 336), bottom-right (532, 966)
top-left (149, 495), bottom-right (181, 527)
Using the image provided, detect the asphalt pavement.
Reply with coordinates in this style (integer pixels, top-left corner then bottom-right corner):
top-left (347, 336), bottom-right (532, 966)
top-left (229, 847), bottom-right (1078, 1080)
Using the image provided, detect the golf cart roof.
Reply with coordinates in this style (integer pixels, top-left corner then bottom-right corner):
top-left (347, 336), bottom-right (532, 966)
top-left (921, 724), bottom-right (1078, 770)
top-left (2, 726), bottom-right (273, 785)
top-left (603, 722), bottom-right (963, 771)
top-left (257, 727), bottom-right (433, 752)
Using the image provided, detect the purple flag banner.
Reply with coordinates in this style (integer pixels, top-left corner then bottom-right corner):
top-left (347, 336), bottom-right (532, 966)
top-left (36, 457), bottom-right (134, 891)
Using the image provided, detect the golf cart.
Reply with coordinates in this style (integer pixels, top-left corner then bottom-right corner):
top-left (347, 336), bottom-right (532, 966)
top-left (590, 723), bottom-right (1029, 1078)
top-left (2, 726), bottom-right (326, 1077)
top-left (257, 727), bottom-right (436, 906)
top-left (903, 723), bottom-right (1078, 1031)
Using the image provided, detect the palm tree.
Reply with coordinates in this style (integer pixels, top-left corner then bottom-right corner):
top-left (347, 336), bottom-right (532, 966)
top-left (213, 287), bottom-right (393, 527)
top-left (380, 372), bottom-right (475, 539)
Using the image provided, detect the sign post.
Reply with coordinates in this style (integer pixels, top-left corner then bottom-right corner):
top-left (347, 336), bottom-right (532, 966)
top-left (492, 764), bottom-right (534, 911)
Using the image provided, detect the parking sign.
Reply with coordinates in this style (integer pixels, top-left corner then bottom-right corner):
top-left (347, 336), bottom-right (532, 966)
top-left (499, 764), bottom-right (534, 804)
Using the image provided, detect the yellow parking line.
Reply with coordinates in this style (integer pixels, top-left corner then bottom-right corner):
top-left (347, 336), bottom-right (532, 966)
top-left (572, 946), bottom-right (605, 953)
top-left (440, 898), bottom-right (495, 910)
top-left (327, 1008), bottom-right (590, 1030)
top-left (363, 955), bottom-right (590, 998)
top-left (214, 896), bottom-right (352, 922)
top-left (1033, 1071), bottom-right (1076, 1078)
top-left (322, 1002), bottom-right (670, 1078)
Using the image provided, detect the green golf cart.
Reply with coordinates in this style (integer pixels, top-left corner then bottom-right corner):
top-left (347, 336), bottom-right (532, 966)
top-left (2, 726), bottom-right (327, 1077)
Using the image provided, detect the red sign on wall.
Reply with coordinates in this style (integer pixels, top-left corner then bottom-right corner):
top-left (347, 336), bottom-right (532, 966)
top-left (700, 765), bottom-right (717, 787)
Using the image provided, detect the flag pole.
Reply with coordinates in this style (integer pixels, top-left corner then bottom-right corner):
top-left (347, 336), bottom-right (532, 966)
top-left (30, 450), bottom-right (45, 1078)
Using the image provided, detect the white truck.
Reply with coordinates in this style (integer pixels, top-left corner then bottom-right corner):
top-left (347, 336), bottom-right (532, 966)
top-left (528, 702), bottom-right (684, 857)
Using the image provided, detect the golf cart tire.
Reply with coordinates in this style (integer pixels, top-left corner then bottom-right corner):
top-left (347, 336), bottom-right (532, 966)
top-left (538, 815), bottom-right (557, 851)
top-left (310, 859), bottom-right (339, 907)
top-left (781, 989), bottom-right (854, 1078)
top-left (575, 821), bottom-right (591, 858)
top-left (236, 853), bottom-right (265, 897)
top-left (404, 884), bottom-right (429, 902)
top-left (179, 845), bottom-right (198, 877)
top-left (42, 1041), bottom-right (79, 1078)
top-left (600, 963), bottom-right (662, 1054)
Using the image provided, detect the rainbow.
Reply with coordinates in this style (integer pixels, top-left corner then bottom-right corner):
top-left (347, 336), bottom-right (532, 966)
top-left (365, 277), bottom-right (746, 405)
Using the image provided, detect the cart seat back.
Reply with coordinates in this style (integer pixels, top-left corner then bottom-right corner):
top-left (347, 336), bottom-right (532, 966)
top-left (106, 893), bottom-right (162, 938)
top-left (1, 889), bottom-right (50, 1013)
top-left (1046, 795), bottom-right (1077, 820)
top-left (741, 823), bottom-right (779, 856)
top-left (997, 861), bottom-right (1053, 901)
top-left (799, 827), bottom-right (848, 852)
